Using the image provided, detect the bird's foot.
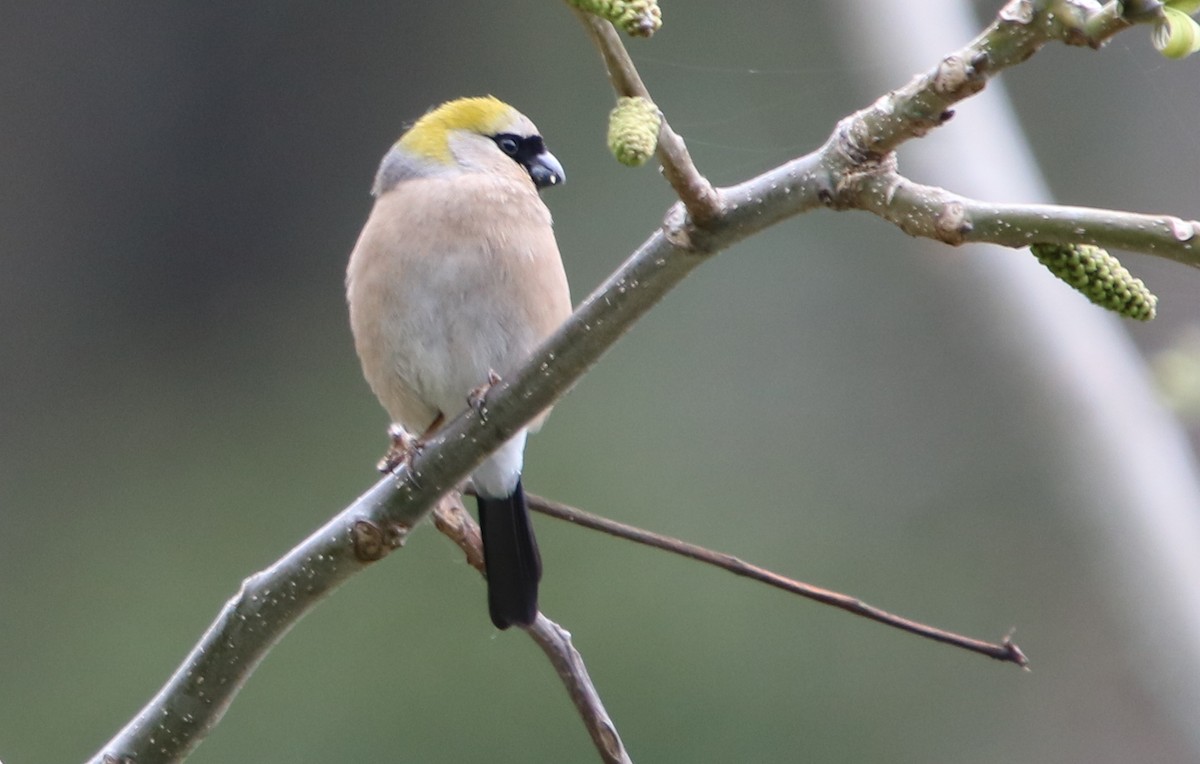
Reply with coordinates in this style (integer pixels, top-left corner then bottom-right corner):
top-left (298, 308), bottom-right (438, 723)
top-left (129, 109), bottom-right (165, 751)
top-left (467, 369), bottom-right (503, 422)
top-left (377, 423), bottom-right (423, 474)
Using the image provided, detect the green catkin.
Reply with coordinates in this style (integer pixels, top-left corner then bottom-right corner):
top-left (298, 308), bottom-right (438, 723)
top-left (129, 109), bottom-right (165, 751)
top-left (567, 0), bottom-right (662, 37)
top-left (607, 97), bottom-right (661, 166)
top-left (1030, 242), bottom-right (1158, 321)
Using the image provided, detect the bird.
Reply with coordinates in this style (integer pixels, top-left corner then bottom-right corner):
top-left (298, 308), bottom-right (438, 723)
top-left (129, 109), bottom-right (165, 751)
top-left (346, 96), bottom-right (572, 629)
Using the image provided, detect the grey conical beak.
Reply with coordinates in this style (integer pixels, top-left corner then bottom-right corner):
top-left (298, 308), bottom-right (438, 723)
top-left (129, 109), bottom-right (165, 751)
top-left (528, 150), bottom-right (565, 189)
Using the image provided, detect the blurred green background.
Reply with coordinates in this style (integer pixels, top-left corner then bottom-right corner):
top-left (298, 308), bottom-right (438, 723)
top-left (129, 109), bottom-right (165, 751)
top-left (3, 1), bottom-right (1200, 762)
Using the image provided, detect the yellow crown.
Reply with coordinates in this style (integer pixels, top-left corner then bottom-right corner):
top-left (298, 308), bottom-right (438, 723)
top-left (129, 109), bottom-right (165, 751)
top-left (398, 96), bottom-right (515, 163)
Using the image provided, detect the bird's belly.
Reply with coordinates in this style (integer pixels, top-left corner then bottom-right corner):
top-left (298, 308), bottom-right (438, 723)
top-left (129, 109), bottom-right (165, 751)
top-left (377, 262), bottom-right (542, 426)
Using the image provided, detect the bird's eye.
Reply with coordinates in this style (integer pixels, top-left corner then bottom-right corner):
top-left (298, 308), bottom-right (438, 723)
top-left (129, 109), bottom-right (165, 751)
top-left (495, 135), bottom-right (521, 156)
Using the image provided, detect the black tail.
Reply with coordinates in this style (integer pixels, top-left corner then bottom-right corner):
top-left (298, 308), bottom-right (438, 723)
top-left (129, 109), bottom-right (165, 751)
top-left (476, 480), bottom-right (541, 629)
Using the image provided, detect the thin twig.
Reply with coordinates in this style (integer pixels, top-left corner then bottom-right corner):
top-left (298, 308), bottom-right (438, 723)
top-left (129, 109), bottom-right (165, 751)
top-left (525, 616), bottom-right (631, 764)
top-left (572, 10), bottom-right (722, 225)
top-left (521, 491), bottom-right (1029, 668)
top-left (432, 495), bottom-right (632, 763)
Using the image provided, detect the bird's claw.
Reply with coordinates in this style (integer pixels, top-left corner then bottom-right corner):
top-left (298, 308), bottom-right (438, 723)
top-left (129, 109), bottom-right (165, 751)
top-left (468, 369), bottom-right (503, 422)
top-left (377, 423), bottom-right (423, 474)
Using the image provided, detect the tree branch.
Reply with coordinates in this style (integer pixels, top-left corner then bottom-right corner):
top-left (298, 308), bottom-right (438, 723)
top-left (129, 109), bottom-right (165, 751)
top-left (525, 617), bottom-right (630, 763)
top-left (432, 496), bottom-right (631, 764)
top-left (88, 475), bottom-right (422, 764)
top-left (855, 173), bottom-right (1200, 268)
top-left (707, 1), bottom-right (1200, 267)
top-left (88, 2), bottom-right (1197, 760)
top-left (520, 491), bottom-right (1028, 667)
top-left (828, 0), bottom-right (1146, 162)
